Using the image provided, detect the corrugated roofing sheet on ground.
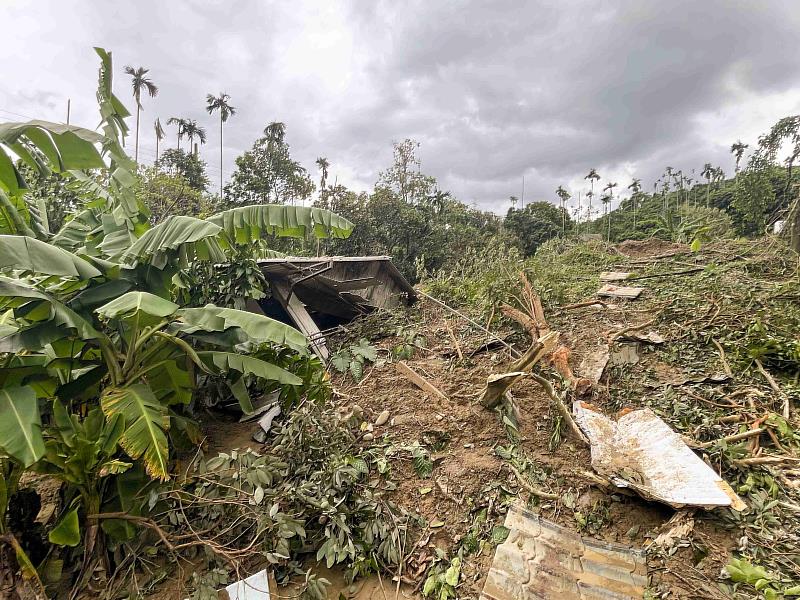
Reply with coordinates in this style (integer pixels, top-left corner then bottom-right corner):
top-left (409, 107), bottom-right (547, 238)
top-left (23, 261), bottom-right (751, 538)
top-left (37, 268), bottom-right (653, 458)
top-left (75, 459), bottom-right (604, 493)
top-left (481, 504), bottom-right (647, 600)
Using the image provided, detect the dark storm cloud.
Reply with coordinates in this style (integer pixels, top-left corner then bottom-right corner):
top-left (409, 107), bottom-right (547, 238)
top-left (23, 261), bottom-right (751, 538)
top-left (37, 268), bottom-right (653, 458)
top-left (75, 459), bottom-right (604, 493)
top-left (1, 0), bottom-right (798, 211)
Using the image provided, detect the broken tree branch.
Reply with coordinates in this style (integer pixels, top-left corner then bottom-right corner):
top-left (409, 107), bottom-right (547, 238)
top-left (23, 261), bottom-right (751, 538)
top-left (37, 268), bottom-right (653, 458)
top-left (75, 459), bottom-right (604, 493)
top-left (530, 372), bottom-right (588, 445)
top-left (711, 338), bottom-right (733, 378)
top-left (606, 315), bottom-right (659, 344)
top-left (506, 464), bottom-right (560, 500)
top-left (754, 358), bottom-right (790, 419)
top-left (692, 428), bottom-right (765, 449)
top-left (500, 304), bottom-right (539, 340)
top-left (559, 299), bottom-right (608, 311)
top-left (443, 318), bottom-right (463, 361)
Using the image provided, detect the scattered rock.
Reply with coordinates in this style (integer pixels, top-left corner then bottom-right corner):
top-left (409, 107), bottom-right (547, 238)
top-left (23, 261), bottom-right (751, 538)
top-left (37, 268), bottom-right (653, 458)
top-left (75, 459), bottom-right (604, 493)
top-left (375, 409), bottom-right (390, 426)
top-left (362, 433), bottom-right (374, 442)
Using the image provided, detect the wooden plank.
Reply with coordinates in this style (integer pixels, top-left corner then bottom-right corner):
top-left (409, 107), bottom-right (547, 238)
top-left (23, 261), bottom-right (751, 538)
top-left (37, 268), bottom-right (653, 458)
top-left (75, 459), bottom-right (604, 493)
top-left (315, 275), bottom-right (382, 293)
top-left (597, 284), bottom-right (644, 299)
top-left (270, 279), bottom-right (329, 360)
top-left (362, 261), bottom-right (385, 304)
top-left (395, 361), bottom-right (448, 400)
top-left (599, 271), bottom-right (632, 282)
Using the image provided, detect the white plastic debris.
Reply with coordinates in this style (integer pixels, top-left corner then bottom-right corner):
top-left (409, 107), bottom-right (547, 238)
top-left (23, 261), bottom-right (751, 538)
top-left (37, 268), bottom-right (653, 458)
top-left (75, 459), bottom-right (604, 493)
top-left (573, 402), bottom-right (746, 510)
top-left (224, 569), bottom-right (271, 600)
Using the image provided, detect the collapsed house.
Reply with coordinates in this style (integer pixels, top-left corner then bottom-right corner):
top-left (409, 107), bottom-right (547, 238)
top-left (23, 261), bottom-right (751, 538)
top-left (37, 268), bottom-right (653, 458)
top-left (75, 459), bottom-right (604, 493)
top-left (246, 255), bottom-right (417, 359)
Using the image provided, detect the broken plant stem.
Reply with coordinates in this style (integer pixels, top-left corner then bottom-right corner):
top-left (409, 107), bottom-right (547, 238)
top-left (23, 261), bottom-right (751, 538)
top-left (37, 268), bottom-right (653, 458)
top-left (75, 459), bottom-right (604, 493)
top-left (443, 318), bottom-right (463, 361)
top-left (693, 428), bottom-right (765, 449)
top-left (507, 464), bottom-right (560, 500)
top-left (754, 358), bottom-right (790, 418)
top-left (733, 456), bottom-right (800, 467)
top-left (558, 299), bottom-right (607, 311)
top-left (711, 338), bottom-right (733, 378)
top-left (625, 267), bottom-right (705, 281)
top-left (606, 315), bottom-right (660, 344)
top-left (529, 372), bottom-right (588, 445)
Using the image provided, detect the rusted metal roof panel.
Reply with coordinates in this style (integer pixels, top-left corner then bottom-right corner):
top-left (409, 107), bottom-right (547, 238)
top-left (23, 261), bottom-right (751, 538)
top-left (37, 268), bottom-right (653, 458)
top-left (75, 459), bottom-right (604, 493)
top-left (481, 505), bottom-right (647, 600)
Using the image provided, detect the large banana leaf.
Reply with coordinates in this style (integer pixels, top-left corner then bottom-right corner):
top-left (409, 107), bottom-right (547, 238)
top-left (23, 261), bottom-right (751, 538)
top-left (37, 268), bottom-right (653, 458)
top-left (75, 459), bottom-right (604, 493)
top-left (0, 277), bottom-right (101, 345)
top-left (0, 385), bottom-right (45, 467)
top-left (207, 205), bottom-right (354, 242)
top-left (0, 235), bottom-right (101, 278)
top-left (0, 120), bottom-right (104, 194)
top-left (69, 279), bottom-right (133, 311)
top-left (118, 216), bottom-right (225, 269)
top-left (51, 208), bottom-right (101, 253)
top-left (0, 189), bottom-right (37, 237)
top-left (94, 47), bottom-right (130, 141)
top-left (175, 304), bottom-right (308, 353)
top-left (197, 351), bottom-right (302, 385)
top-left (100, 384), bottom-right (170, 481)
top-left (95, 291), bottom-right (179, 322)
top-left (146, 360), bottom-right (193, 406)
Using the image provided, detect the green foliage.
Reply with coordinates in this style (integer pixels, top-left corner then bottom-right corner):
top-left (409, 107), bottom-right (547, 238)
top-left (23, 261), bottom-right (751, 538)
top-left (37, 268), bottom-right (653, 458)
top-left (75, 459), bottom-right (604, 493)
top-left (224, 123), bottom-right (314, 206)
top-left (157, 148), bottom-right (210, 192)
top-left (392, 325), bottom-right (426, 360)
top-left (160, 394), bottom-right (407, 594)
top-left (0, 386), bottom-right (45, 467)
top-left (137, 166), bottom-right (210, 224)
top-left (725, 557), bottom-right (800, 599)
top-left (422, 551), bottom-right (460, 600)
top-left (48, 507), bottom-right (81, 547)
top-left (0, 47), bottom-right (355, 592)
top-left (185, 244), bottom-right (270, 310)
top-left (331, 338), bottom-right (379, 381)
top-left (423, 237), bottom-right (523, 313)
top-left (504, 201), bottom-right (567, 256)
top-left (409, 442), bottom-right (433, 479)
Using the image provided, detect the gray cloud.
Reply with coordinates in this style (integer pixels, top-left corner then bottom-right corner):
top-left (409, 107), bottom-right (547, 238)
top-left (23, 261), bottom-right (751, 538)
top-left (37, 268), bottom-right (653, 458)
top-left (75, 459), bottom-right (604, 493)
top-left (1, 0), bottom-right (798, 212)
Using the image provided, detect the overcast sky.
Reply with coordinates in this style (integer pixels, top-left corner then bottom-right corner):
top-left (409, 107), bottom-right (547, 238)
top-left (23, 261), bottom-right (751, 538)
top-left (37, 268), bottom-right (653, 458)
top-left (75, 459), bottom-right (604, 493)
top-left (2, 0), bottom-right (799, 213)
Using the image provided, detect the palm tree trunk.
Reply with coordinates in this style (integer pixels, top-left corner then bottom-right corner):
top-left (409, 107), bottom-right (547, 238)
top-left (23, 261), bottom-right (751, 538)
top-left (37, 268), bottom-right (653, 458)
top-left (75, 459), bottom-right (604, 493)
top-left (219, 115), bottom-right (224, 200)
top-left (135, 104), bottom-right (140, 163)
top-left (155, 135), bottom-right (159, 166)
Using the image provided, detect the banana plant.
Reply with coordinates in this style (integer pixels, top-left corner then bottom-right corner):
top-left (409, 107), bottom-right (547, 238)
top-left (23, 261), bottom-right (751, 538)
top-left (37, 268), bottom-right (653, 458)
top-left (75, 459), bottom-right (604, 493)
top-left (0, 47), bottom-right (355, 589)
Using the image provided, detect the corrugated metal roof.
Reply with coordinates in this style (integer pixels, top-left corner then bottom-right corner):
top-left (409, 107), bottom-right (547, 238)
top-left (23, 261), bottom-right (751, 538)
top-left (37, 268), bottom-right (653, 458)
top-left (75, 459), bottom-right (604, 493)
top-left (256, 255), bottom-right (417, 298)
top-left (481, 505), bottom-right (647, 600)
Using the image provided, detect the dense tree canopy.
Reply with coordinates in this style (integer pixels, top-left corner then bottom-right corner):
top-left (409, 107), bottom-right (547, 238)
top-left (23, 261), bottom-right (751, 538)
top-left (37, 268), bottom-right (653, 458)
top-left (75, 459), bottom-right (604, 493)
top-left (157, 148), bottom-right (210, 192)
top-left (224, 125), bottom-right (314, 206)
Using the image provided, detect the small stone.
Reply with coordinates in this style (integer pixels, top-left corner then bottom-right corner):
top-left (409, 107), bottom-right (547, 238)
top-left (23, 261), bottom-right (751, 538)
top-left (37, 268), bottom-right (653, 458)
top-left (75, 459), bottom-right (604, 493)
top-left (435, 414), bottom-right (444, 421)
top-left (375, 409), bottom-right (390, 426)
top-left (352, 404), bottom-right (363, 417)
top-left (363, 433), bottom-right (374, 441)
top-left (463, 443), bottom-right (475, 449)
